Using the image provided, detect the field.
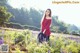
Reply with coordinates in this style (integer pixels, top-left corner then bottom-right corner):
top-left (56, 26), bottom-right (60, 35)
top-left (0, 27), bottom-right (80, 53)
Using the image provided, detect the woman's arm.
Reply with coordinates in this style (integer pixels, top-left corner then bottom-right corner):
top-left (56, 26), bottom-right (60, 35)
top-left (43, 29), bottom-right (46, 34)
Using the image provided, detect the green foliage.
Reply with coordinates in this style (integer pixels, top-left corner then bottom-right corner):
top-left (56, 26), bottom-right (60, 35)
top-left (15, 34), bottom-right (25, 44)
top-left (0, 0), bottom-right (7, 6)
top-left (0, 6), bottom-right (12, 26)
top-left (6, 22), bottom-right (23, 29)
top-left (6, 22), bottom-right (40, 30)
top-left (51, 26), bottom-right (59, 33)
top-left (2, 28), bottom-right (80, 53)
top-left (15, 48), bottom-right (21, 53)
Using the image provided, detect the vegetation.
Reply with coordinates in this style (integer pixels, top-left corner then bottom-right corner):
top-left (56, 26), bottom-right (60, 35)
top-left (0, 0), bottom-right (12, 26)
top-left (0, 28), bottom-right (80, 53)
top-left (0, 0), bottom-right (79, 35)
top-left (0, 0), bottom-right (80, 53)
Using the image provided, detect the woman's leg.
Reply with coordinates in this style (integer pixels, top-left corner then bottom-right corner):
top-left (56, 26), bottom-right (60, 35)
top-left (46, 36), bottom-right (50, 42)
top-left (42, 34), bottom-right (46, 41)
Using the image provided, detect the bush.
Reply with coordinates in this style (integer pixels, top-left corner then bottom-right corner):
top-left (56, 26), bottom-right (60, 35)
top-left (3, 29), bottom-right (80, 53)
top-left (23, 25), bottom-right (40, 31)
top-left (5, 22), bottom-right (23, 29)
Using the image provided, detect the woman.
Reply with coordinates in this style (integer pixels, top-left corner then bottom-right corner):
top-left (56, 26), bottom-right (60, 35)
top-left (40, 9), bottom-right (52, 42)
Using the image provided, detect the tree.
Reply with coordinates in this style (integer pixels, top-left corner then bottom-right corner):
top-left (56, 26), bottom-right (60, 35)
top-left (0, 0), bottom-right (7, 6)
top-left (52, 26), bottom-right (59, 33)
top-left (0, 6), bottom-right (12, 26)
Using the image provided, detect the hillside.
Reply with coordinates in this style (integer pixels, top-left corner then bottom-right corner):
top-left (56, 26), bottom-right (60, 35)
top-left (0, 0), bottom-right (80, 35)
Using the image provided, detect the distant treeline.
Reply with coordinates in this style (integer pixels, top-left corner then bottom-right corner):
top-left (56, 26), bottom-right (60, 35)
top-left (5, 22), bottom-right (40, 31)
top-left (0, 0), bottom-right (80, 35)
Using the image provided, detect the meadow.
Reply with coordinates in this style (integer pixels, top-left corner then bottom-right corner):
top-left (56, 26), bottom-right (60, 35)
top-left (0, 28), bottom-right (80, 53)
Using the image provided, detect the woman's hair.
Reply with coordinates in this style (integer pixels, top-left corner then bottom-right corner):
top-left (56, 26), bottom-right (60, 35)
top-left (44, 9), bottom-right (51, 17)
top-left (41, 9), bottom-right (52, 24)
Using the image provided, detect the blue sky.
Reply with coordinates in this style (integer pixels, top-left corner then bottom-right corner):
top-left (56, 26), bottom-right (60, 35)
top-left (8, 0), bottom-right (80, 27)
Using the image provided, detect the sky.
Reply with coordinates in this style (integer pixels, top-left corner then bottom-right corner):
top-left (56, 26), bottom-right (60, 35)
top-left (8, 0), bottom-right (80, 27)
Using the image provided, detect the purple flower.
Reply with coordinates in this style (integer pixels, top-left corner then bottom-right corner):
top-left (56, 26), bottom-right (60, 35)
top-left (0, 39), bottom-right (4, 45)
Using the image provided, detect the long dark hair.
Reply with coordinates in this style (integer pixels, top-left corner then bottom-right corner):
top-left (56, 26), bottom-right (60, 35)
top-left (44, 9), bottom-right (52, 18)
top-left (41, 9), bottom-right (52, 24)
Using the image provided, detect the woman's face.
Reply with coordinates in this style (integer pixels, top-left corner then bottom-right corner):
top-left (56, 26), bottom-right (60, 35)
top-left (45, 10), bottom-right (50, 16)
